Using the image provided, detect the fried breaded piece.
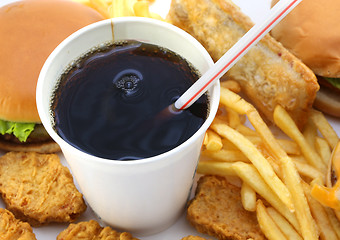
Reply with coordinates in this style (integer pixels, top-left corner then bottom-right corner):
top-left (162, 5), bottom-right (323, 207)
top-left (168, 0), bottom-right (319, 129)
top-left (0, 208), bottom-right (36, 240)
top-left (0, 152), bottom-right (86, 226)
top-left (57, 220), bottom-right (140, 240)
top-left (187, 175), bottom-right (265, 240)
top-left (181, 236), bottom-right (209, 240)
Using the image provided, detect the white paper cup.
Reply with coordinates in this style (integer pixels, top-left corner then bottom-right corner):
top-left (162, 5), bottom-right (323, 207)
top-left (36, 17), bottom-right (220, 235)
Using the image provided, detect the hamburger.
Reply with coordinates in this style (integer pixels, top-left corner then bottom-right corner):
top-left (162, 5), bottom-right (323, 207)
top-left (0, 0), bottom-right (104, 153)
top-left (270, 0), bottom-right (340, 118)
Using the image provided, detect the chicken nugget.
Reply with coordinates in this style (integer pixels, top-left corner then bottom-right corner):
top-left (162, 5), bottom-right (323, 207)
top-left (57, 220), bottom-right (140, 240)
top-left (0, 208), bottom-right (36, 240)
top-left (181, 236), bottom-right (209, 240)
top-left (0, 152), bottom-right (86, 226)
top-left (187, 175), bottom-right (265, 240)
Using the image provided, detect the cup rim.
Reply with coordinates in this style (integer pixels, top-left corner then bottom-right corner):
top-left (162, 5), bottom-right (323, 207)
top-left (36, 17), bottom-right (220, 166)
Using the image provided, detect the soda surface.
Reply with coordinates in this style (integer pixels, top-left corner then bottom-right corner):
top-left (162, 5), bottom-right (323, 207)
top-left (52, 40), bottom-right (209, 160)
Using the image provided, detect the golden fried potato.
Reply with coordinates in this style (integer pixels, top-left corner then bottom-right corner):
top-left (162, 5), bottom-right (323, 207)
top-left (181, 236), bottom-right (208, 240)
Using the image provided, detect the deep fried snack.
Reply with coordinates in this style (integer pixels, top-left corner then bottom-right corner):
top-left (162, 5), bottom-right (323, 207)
top-left (181, 236), bottom-right (209, 240)
top-left (168, 0), bottom-right (319, 128)
top-left (187, 175), bottom-right (265, 240)
top-left (0, 208), bottom-right (36, 240)
top-left (57, 220), bottom-right (139, 240)
top-left (255, 200), bottom-right (286, 240)
top-left (0, 152), bottom-right (86, 226)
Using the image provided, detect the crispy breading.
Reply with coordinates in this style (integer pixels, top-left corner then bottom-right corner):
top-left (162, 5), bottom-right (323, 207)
top-left (0, 208), bottom-right (36, 240)
top-left (57, 220), bottom-right (140, 240)
top-left (181, 236), bottom-right (209, 240)
top-left (168, 0), bottom-right (319, 129)
top-left (0, 152), bottom-right (86, 226)
top-left (187, 175), bottom-right (265, 240)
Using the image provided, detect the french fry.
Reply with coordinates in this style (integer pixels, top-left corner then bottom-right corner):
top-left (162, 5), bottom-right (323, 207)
top-left (133, 1), bottom-right (151, 17)
top-left (266, 207), bottom-right (303, 240)
top-left (219, 90), bottom-right (288, 161)
top-left (277, 139), bottom-right (300, 155)
top-left (90, 0), bottom-right (111, 18)
top-left (219, 87), bottom-right (252, 115)
top-left (211, 121), bottom-right (294, 212)
top-left (241, 182), bottom-right (256, 212)
top-left (232, 162), bottom-right (299, 230)
top-left (221, 138), bottom-right (239, 151)
top-left (280, 158), bottom-right (319, 240)
top-left (205, 130), bottom-right (223, 152)
top-left (302, 118), bottom-right (318, 149)
top-left (201, 149), bottom-right (249, 163)
top-left (220, 80), bottom-right (241, 93)
top-left (315, 136), bottom-right (332, 166)
top-left (133, 1), bottom-right (164, 20)
top-left (235, 124), bottom-right (258, 137)
top-left (197, 161), bottom-right (236, 177)
top-left (203, 132), bottom-right (209, 146)
top-left (215, 106), bottom-right (229, 123)
top-left (293, 160), bottom-right (325, 182)
top-left (243, 135), bottom-right (262, 145)
top-left (265, 156), bottom-right (282, 178)
top-left (303, 182), bottom-right (337, 240)
top-left (226, 108), bottom-right (241, 129)
top-left (310, 109), bottom-right (339, 149)
top-left (110, 0), bottom-right (135, 17)
top-left (324, 207), bottom-right (340, 239)
top-left (256, 200), bottom-right (287, 240)
top-left (289, 155), bottom-right (307, 163)
top-left (73, 0), bottom-right (165, 20)
top-left (273, 105), bottom-right (327, 173)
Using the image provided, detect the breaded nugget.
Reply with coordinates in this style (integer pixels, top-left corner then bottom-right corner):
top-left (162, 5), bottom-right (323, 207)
top-left (0, 152), bottom-right (86, 226)
top-left (168, 0), bottom-right (319, 129)
top-left (57, 220), bottom-right (140, 240)
top-left (0, 208), bottom-right (36, 240)
top-left (181, 236), bottom-right (209, 240)
top-left (187, 175), bottom-right (265, 240)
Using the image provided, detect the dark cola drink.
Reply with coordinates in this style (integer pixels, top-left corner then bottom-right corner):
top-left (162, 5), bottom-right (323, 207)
top-left (52, 40), bottom-right (209, 160)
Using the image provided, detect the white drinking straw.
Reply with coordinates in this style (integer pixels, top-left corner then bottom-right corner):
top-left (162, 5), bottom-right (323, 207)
top-left (174, 0), bottom-right (303, 110)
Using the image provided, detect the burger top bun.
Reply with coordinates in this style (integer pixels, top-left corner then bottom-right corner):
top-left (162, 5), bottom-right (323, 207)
top-left (271, 0), bottom-right (340, 78)
top-left (0, 0), bottom-right (104, 123)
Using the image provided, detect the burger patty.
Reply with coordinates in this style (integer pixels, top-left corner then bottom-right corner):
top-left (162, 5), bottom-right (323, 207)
top-left (0, 124), bottom-right (52, 144)
top-left (318, 76), bottom-right (340, 94)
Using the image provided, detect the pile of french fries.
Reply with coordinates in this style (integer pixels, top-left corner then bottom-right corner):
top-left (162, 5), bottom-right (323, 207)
top-left (200, 80), bottom-right (340, 240)
top-left (72, 0), bottom-right (164, 20)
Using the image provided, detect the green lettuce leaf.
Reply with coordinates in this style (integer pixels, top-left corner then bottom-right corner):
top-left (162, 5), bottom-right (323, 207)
top-left (0, 119), bottom-right (35, 142)
top-left (324, 77), bottom-right (340, 90)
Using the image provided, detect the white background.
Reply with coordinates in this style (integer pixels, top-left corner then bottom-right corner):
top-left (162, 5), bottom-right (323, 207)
top-left (0, 0), bottom-right (339, 239)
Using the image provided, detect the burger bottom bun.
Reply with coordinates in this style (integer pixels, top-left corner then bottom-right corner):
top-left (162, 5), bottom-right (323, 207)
top-left (314, 86), bottom-right (340, 118)
top-left (0, 138), bottom-right (60, 153)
